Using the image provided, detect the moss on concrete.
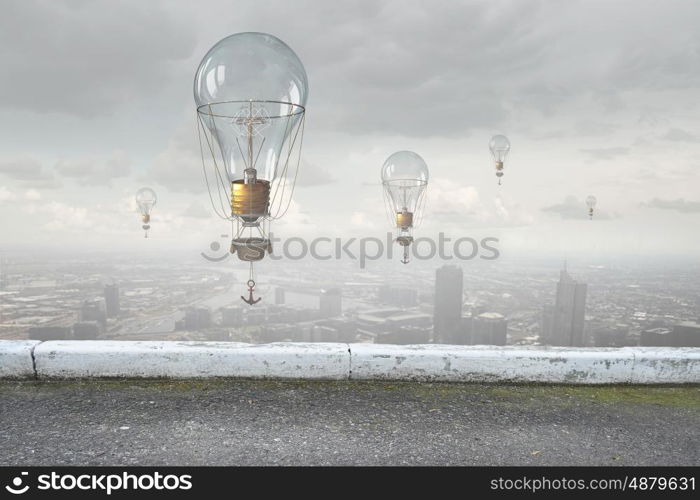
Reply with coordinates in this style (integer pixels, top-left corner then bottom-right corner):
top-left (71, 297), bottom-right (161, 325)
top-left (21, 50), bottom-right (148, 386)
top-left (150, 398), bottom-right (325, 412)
top-left (1, 379), bottom-right (697, 409)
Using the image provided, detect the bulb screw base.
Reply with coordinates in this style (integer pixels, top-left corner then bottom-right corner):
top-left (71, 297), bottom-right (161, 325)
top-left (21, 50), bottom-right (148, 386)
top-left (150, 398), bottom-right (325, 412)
top-left (396, 211), bottom-right (413, 230)
top-left (231, 179), bottom-right (270, 223)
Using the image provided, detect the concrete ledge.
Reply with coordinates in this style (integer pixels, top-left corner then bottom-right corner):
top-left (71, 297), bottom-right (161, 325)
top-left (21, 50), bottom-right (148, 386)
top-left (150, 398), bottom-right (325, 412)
top-left (626, 347), bottom-right (700, 384)
top-left (350, 344), bottom-right (641, 384)
top-left (1, 340), bottom-right (698, 383)
top-left (0, 340), bottom-right (40, 378)
top-left (33, 341), bottom-right (350, 380)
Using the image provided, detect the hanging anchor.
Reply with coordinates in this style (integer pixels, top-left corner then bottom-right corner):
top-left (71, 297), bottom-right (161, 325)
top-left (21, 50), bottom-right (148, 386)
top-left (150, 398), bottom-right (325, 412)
top-left (241, 279), bottom-right (261, 305)
top-left (401, 245), bottom-right (410, 264)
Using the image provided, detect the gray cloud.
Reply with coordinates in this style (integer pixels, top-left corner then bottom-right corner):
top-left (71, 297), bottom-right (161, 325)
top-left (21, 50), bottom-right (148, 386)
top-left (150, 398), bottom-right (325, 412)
top-left (662, 128), bottom-right (699, 143)
top-left (642, 198), bottom-right (700, 213)
top-left (181, 200), bottom-right (212, 219)
top-left (0, 156), bottom-right (43, 181)
top-left (0, 0), bottom-right (196, 117)
top-left (55, 151), bottom-right (131, 186)
top-left (2, 0), bottom-right (700, 140)
top-left (579, 147), bottom-right (630, 161)
top-left (294, 161), bottom-right (336, 187)
top-left (0, 156), bottom-right (62, 189)
top-left (0, 0), bottom-right (699, 255)
top-left (149, 125), bottom-right (208, 194)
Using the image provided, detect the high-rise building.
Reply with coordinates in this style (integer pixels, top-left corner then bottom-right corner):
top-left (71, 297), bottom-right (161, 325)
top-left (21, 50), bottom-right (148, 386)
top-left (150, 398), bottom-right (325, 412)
top-left (433, 265), bottom-right (463, 344)
top-left (319, 288), bottom-right (342, 318)
top-left (104, 283), bottom-right (120, 318)
top-left (542, 268), bottom-right (587, 346)
top-left (472, 312), bottom-right (507, 345)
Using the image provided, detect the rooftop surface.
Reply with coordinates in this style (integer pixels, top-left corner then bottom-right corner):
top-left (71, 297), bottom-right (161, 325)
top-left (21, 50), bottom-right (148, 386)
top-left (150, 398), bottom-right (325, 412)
top-left (1, 380), bottom-right (698, 466)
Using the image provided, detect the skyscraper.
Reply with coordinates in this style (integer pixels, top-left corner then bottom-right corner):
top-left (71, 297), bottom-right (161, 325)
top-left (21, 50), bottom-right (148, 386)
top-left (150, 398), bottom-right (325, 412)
top-left (433, 265), bottom-right (463, 344)
top-left (542, 268), bottom-right (587, 346)
top-left (104, 283), bottom-right (120, 318)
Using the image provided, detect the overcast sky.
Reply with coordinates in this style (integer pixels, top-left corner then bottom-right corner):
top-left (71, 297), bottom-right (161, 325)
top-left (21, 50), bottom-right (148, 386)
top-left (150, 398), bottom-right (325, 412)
top-left (1, 0), bottom-right (699, 263)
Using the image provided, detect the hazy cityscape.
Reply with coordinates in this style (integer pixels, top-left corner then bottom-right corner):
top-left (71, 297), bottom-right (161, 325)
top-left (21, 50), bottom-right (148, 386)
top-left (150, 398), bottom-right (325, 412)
top-left (2, 250), bottom-right (698, 348)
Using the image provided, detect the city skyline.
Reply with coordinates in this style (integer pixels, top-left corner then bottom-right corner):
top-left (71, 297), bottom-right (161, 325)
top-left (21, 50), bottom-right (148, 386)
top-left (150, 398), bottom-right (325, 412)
top-left (3, 251), bottom-right (698, 348)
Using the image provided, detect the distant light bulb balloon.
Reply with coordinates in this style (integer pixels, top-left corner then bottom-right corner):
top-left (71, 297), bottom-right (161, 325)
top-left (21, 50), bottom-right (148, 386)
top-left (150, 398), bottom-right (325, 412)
top-left (135, 187), bottom-right (157, 238)
top-left (381, 151), bottom-right (429, 264)
top-left (586, 195), bottom-right (597, 220)
top-left (489, 134), bottom-right (511, 185)
top-left (194, 32), bottom-right (309, 304)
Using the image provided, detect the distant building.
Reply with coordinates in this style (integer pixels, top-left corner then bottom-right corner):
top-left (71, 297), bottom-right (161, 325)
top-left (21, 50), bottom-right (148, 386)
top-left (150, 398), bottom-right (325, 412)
top-left (672, 321), bottom-right (700, 347)
top-left (356, 308), bottom-right (431, 343)
top-left (314, 318), bottom-right (358, 343)
top-left (472, 312), bottom-right (507, 346)
top-left (196, 308), bottom-right (211, 329)
top-left (433, 265), bottom-right (463, 344)
top-left (641, 322), bottom-right (700, 347)
top-left (320, 288), bottom-right (342, 318)
top-left (542, 268), bottom-right (587, 346)
top-left (376, 325), bottom-right (431, 345)
top-left (593, 326), bottom-right (634, 347)
top-left (310, 325), bottom-right (341, 343)
top-left (183, 307), bottom-right (212, 330)
top-left (640, 327), bottom-right (673, 346)
top-left (378, 285), bottom-right (418, 308)
top-left (28, 326), bottom-right (72, 341)
top-left (275, 287), bottom-right (286, 305)
top-left (261, 324), bottom-right (312, 343)
top-left (104, 283), bottom-right (120, 318)
top-left (541, 305), bottom-right (555, 344)
top-left (221, 307), bottom-right (243, 327)
top-left (80, 299), bottom-right (107, 326)
top-left (73, 321), bottom-right (100, 340)
top-left (246, 307), bottom-right (267, 325)
top-left (456, 316), bottom-right (474, 345)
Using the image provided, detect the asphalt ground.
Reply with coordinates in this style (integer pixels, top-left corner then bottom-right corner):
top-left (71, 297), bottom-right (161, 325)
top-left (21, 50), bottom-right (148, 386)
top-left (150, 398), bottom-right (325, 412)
top-left (0, 380), bottom-right (698, 466)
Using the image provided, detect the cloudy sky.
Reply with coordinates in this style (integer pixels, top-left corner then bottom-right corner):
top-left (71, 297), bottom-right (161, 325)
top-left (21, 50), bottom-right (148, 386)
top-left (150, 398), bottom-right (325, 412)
top-left (1, 0), bottom-right (699, 261)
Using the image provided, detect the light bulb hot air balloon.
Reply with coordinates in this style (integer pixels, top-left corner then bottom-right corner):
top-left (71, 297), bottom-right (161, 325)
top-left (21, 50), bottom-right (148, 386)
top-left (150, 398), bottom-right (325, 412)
top-left (489, 134), bottom-right (511, 185)
top-left (381, 151), bottom-right (429, 264)
top-left (194, 32), bottom-right (307, 304)
top-left (586, 195), bottom-right (597, 220)
top-left (135, 187), bottom-right (157, 238)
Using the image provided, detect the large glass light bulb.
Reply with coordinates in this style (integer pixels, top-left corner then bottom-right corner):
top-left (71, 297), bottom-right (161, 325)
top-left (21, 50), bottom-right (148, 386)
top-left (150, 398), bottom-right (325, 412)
top-left (489, 134), bottom-right (511, 184)
top-left (194, 32), bottom-right (308, 188)
top-left (381, 151), bottom-right (429, 215)
top-left (381, 151), bottom-right (429, 264)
